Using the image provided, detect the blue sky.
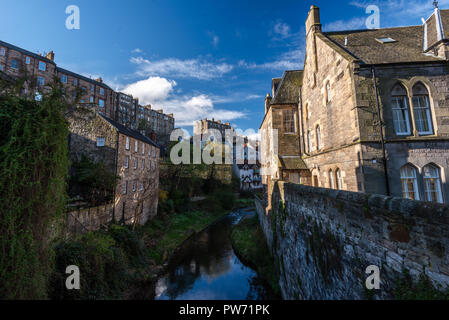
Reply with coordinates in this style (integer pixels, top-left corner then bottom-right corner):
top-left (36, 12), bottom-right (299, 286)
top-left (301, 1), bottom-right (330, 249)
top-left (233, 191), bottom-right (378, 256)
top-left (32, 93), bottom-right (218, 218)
top-left (0, 0), bottom-right (445, 132)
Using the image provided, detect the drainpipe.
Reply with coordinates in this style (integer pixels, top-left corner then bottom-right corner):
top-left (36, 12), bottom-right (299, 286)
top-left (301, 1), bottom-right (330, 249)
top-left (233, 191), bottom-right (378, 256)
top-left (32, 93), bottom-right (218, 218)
top-left (371, 67), bottom-right (391, 196)
top-left (299, 88), bottom-right (307, 156)
top-left (112, 131), bottom-right (120, 222)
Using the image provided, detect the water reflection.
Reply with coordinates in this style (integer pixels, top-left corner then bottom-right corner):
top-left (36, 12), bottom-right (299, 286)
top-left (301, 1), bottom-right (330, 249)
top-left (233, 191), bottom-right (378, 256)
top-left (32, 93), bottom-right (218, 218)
top-left (155, 210), bottom-right (275, 300)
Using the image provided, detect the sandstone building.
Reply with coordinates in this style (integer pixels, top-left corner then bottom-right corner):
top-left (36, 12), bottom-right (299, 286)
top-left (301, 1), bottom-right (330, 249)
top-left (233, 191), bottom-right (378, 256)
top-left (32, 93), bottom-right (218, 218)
top-left (114, 91), bottom-right (175, 148)
top-left (68, 105), bottom-right (160, 225)
top-left (261, 4), bottom-right (449, 204)
top-left (0, 39), bottom-right (175, 147)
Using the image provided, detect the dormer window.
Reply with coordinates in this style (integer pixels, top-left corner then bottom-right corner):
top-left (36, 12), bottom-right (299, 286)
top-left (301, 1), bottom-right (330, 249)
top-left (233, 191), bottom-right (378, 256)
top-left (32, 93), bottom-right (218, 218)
top-left (375, 37), bottom-right (397, 44)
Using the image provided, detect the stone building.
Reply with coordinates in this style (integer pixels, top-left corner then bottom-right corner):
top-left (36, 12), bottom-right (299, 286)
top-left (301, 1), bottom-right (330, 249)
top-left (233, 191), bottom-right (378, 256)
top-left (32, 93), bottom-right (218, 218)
top-left (68, 105), bottom-right (160, 225)
top-left (261, 4), bottom-right (449, 204)
top-left (0, 40), bottom-right (115, 118)
top-left (114, 91), bottom-right (175, 147)
top-left (194, 118), bottom-right (234, 144)
top-left (0, 39), bottom-right (175, 146)
top-left (260, 70), bottom-right (310, 185)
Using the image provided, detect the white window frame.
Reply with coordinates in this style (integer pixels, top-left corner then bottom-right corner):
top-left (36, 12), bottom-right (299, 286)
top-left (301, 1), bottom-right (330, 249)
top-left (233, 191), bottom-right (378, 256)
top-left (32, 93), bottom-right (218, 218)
top-left (61, 74), bottom-right (67, 84)
top-left (400, 165), bottom-right (420, 201)
top-left (142, 143), bottom-right (145, 155)
top-left (412, 95), bottom-right (433, 135)
top-left (125, 137), bottom-right (130, 150)
top-left (90, 96), bottom-right (94, 103)
top-left (125, 156), bottom-right (129, 169)
top-left (99, 99), bottom-right (105, 108)
top-left (336, 169), bottom-right (343, 190)
top-left (329, 170), bottom-right (335, 189)
top-left (134, 158), bottom-right (138, 170)
top-left (316, 126), bottom-right (322, 150)
top-left (25, 56), bottom-right (31, 65)
top-left (123, 181), bottom-right (127, 194)
top-left (134, 140), bottom-right (138, 152)
top-left (391, 95), bottom-right (411, 135)
top-left (0, 47), bottom-right (5, 56)
top-left (423, 165), bottom-right (443, 203)
top-left (99, 88), bottom-right (105, 96)
top-left (96, 137), bottom-right (105, 147)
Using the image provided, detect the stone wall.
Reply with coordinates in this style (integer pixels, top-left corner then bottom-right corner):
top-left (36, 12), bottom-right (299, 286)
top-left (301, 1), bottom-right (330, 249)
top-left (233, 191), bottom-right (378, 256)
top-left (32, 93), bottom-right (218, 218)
top-left (66, 203), bottom-right (114, 235)
top-left (256, 181), bottom-right (449, 300)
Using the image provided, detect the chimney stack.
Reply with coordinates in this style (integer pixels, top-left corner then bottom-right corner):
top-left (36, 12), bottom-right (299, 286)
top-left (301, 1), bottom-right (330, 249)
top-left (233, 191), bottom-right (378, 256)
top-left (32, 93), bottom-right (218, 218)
top-left (305, 5), bottom-right (321, 36)
top-left (46, 51), bottom-right (55, 61)
top-left (95, 77), bottom-right (103, 83)
top-left (265, 93), bottom-right (272, 114)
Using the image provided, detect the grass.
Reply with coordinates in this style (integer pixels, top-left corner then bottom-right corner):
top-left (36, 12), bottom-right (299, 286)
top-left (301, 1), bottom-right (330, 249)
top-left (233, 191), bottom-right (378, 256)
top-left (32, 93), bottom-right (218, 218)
top-left (142, 199), bottom-right (232, 265)
top-left (231, 215), bottom-right (282, 298)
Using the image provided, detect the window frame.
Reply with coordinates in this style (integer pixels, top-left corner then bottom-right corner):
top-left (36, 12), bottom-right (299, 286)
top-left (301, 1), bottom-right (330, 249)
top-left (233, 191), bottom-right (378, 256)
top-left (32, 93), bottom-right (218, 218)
top-left (412, 93), bottom-right (433, 135)
top-left (329, 169), bottom-right (335, 189)
top-left (25, 56), bottom-right (31, 65)
top-left (400, 165), bottom-right (420, 201)
top-left (125, 156), bottom-right (129, 169)
top-left (38, 61), bottom-right (46, 71)
top-left (316, 126), bottom-right (322, 150)
top-left (391, 93), bottom-right (411, 136)
top-left (11, 59), bottom-right (19, 70)
top-left (423, 164), bottom-right (443, 203)
top-left (125, 137), bottom-right (130, 150)
top-left (336, 169), bottom-right (343, 190)
top-left (96, 137), bottom-right (105, 147)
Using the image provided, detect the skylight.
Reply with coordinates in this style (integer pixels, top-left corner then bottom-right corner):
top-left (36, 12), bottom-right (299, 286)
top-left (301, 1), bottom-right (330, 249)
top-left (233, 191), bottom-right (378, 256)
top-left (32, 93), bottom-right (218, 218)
top-left (375, 37), bottom-right (397, 44)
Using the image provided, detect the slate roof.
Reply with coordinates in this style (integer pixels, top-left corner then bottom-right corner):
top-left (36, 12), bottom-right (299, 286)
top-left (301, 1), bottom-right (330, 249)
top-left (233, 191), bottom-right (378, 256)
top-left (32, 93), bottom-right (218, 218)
top-left (271, 70), bottom-right (303, 104)
top-left (99, 113), bottom-right (160, 148)
top-left (57, 67), bottom-right (112, 90)
top-left (277, 156), bottom-right (308, 170)
top-left (0, 40), bottom-right (56, 65)
top-left (322, 10), bottom-right (449, 65)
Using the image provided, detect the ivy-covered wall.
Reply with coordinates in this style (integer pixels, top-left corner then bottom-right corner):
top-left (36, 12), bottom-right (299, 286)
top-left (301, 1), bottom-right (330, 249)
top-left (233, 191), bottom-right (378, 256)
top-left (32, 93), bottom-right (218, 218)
top-left (256, 181), bottom-right (449, 299)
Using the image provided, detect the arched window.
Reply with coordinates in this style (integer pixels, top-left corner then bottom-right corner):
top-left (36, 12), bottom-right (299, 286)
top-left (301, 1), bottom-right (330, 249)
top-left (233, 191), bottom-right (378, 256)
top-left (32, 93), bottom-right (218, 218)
top-left (325, 81), bottom-right (331, 103)
top-left (412, 82), bottom-right (433, 135)
top-left (336, 169), bottom-right (343, 190)
top-left (329, 169), bottom-right (335, 189)
top-left (316, 126), bottom-right (322, 150)
top-left (391, 83), bottom-right (411, 135)
top-left (400, 165), bottom-right (420, 200)
top-left (307, 130), bottom-right (312, 152)
top-left (423, 164), bottom-right (443, 203)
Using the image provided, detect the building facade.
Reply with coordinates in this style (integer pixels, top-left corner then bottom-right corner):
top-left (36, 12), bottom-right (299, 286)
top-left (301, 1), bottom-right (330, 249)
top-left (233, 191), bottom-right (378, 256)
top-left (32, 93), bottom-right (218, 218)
top-left (0, 39), bottom-right (175, 147)
top-left (114, 91), bottom-right (175, 147)
top-left (261, 5), bottom-right (449, 204)
top-left (67, 105), bottom-right (160, 225)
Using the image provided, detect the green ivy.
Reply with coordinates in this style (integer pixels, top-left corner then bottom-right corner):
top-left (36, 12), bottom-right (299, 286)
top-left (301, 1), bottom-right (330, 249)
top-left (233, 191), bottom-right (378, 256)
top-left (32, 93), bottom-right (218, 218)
top-left (0, 78), bottom-right (69, 299)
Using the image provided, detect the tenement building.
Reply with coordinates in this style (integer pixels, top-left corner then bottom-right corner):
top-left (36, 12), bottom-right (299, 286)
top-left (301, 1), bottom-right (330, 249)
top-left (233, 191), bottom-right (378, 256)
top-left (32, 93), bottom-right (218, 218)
top-left (0, 39), bottom-right (175, 146)
top-left (194, 118), bottom-right (234, 144)
top-left (68, 105), bottom-right (160, 225)
top-left (114, 91), bottom-right (175, 147)
top-left (0, 40), bottom-right (115, 118)
top-left (261, 4), bottom-right (449, 204)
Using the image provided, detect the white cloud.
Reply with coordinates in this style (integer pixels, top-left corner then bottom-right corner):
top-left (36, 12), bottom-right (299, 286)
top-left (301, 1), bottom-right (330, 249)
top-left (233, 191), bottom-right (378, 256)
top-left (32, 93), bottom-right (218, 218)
top-left (271, 21), bottom-right (291, 39)
top-left (121, 76), bottom-right (245, 127)
top-left (123, 76), bottom-right (176, 104)
top-left (130, 56), bottom-right (233, 80)
top-left (132, 48), bottom-right (143, 53)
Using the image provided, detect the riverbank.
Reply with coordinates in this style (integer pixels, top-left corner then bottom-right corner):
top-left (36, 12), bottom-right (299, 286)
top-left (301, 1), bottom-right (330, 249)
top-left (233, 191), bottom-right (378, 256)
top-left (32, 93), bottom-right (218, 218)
top-left (231, 215), bottom-right (282, 298)
top-left (49, 196), bottom-right (253, 300)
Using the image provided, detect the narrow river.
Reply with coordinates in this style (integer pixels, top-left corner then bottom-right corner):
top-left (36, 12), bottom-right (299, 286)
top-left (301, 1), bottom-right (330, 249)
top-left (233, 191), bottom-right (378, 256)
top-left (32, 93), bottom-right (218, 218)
top-left (154, 209), bottom-right (276, 300)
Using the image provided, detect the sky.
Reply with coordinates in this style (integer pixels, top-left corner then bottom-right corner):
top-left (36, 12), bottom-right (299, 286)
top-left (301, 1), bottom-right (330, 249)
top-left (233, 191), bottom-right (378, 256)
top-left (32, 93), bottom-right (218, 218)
top-left (0, 0), bottom-right (446, 134)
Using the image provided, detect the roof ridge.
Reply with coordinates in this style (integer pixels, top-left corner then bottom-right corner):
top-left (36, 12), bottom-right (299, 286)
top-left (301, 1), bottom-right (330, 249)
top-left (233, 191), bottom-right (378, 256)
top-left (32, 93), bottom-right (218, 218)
top-left (323, 24), bottom-right (422, 35)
